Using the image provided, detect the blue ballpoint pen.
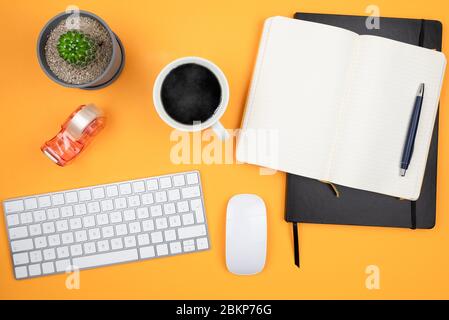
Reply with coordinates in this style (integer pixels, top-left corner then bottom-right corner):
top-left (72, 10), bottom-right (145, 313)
top-left (400, 83), bottom-right (425, 177)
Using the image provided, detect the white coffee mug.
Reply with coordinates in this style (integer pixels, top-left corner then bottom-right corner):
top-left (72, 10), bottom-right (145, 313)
top-left (153, 57), bottom-right (230, 140)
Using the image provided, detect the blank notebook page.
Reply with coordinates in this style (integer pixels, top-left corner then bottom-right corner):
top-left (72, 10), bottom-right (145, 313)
top-left (331, 35), bottom-right (446, 200)
top-left (240, 17), bottom-right (358, 179)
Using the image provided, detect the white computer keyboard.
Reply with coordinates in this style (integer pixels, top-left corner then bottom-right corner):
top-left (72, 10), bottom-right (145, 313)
top-left (2, 171), bottom-right (210, 280)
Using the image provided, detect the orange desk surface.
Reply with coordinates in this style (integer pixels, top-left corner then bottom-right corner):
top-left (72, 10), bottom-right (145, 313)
top-left (0, 0), bottom-right (448, 300)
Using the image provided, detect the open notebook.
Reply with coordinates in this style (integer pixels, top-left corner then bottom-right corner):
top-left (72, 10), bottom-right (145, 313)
top-left (237, 16), bottom-right (446, 200)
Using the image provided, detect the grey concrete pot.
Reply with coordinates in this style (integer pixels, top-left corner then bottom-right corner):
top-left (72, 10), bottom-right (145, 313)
top-left (37, 10), bottom-right (125, 90)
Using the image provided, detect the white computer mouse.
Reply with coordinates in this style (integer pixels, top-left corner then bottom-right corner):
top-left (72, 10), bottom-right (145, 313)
top-left (226, 194), bottom-right (267, 275)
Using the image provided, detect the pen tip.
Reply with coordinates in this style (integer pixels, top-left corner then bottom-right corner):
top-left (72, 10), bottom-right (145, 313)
top-left (400, 169), bottom-right (406, 177)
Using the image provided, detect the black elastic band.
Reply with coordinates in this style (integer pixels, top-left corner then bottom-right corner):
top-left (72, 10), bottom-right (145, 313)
top-left (293, 223), bottom-right (300, 268)
top-left (411, 201), bottom-right (417, 229)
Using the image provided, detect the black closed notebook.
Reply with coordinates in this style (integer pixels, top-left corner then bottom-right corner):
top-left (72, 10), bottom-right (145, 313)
top-left (285, 12), bottom-right (443, 266)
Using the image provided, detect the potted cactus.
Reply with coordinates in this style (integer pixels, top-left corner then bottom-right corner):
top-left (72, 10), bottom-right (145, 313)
top-left (37, 10), bottom-right (125, 89)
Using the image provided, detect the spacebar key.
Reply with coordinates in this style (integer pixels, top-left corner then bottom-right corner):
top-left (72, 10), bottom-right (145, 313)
top-left (72, 249), bottom-right (139, 269)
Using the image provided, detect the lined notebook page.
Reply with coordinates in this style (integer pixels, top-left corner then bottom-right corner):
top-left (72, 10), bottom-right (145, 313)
top-left (331, 35), bottom-right (446, 200)
top-left (238, 17), bottom-right (357, 179)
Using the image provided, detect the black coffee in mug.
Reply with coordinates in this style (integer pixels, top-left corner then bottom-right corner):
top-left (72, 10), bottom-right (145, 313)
top-left (160, 63), bottom-right (222, 125)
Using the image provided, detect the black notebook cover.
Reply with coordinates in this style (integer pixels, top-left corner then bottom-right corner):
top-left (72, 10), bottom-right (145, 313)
top-left (285, 13), bottom-right (443, 230)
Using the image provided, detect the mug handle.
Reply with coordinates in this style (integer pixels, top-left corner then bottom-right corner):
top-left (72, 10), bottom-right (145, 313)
top-left (212, 121), bottom-right (230, 141)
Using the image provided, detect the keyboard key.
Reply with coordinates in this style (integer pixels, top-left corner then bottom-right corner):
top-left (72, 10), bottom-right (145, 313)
top-left (142, 219), bottom-right (154, 232)
top-left (155, 191), bottom-right (167, 203)
top-left (163, 203), bottom-right (176, 215)
top-left (57, 246), bottom-right (70, 258)
top-left (29, 224), bottom-right (42, 236)
top-left (119, 183), bottom-right (132, 195)
top-left (48, 234), bottom-right (61, 247)
top-left (186, 173), bottom-right (199, 185)
top-left (74, 204), bottom-right (87, 216)
top-left (151, 232), bottom-right (163, 244)
top-left (11, 239), bottom-right (34, 253)
top-left (156, 217), bottom-right (168, 230)
top-left (110, 211), bottom-right (123, 223)
top-left (55, 220), bottom-right (68, 232)
top-left (106, 186), bottom-right (119, 197)
top-left (111, 238), bottom-right (124, 250)
top-left (115, 224), bottom-right (128, 236)
top-left (83, 216), bottom-right (95, 228)
top-left (141, 193), bottom-right (154, 205)
top-left (29, 264), bottom-right (42, 276)
top-left (65, 192), bottom-right (78, 204)
top-left (56, 259), bottom-right (72, 272)
top-left (183, 239), bottom-right (196, 252)
top-left (62, 232), bottom-right (74, 244)
top-left (177, 201), bottom-right (189, 213)
top-left (97, 240), bottom-right (110, 252)
top-left (196, 238), bottom-right (209, 250)
top-left (88, 228), bottom-right (101, 240)
top-left (75, 230), bottom-right (88, 242)
top-left (33, 210), bottom-right (46, 222)
top-left (169, 215), bottom-right (181, 228)
top-left (181, 186), bottom-right (200, 199)
top-left (7, 214), bottom-right (20, 227)
top-left (70, 244), bottom-right (83, 257)
top-left (72, 249), bottom-right (138, 269)
top-left (43, 222), bottom-right (56, 234)
top-left (164, 230), bottom-right (177, 242)
top-left (191, 199), bottom-right (205, 223)
top-left (128, 222), bottom-right (141, 234)
top-left (84, 242), bottom-right (97, 254)
top-left (101, 199), bottom-right (114, 211)
top-left (150, 205), bottom-right (163, 217)
top-left (97, 213), bottom-right (109, 225)
top-left (46, 208), bottom-right (60, 220)
top-left (132, 181), bottom-right (146, 193)
top-left (156, 244), bottom-right (169, 256)
top-left (123, 210), bottom-right (136, 221)
top-left (30, 250), bottom-right (43, 263)
top-left (146, 179), bottom-right (158, 191)
top-left (127, 195), bottom-right (141, 207)
top-left (170, 242), bottom-right (182, 254)
top-left (102, 226), bottom-right (114, 238)
top-left (60, 206), bottom-right (74, 218)
top-left (92, 188), bottom-right (105, 200)
top-left (15, 266), bottom-right (28, 279)
top-left (13, 252), bottom-right (29, 266)
top-left (43, 248), bottom-right (56, 261)
top-left (9, 226), bottom-right (28, 240)
top-left (182, 213), bottom-right (195, 226)
top-left (159, 177), bottom-right (172, 189)
top-left (24, 198), bottom-right (38, 211)
top-left (20, 212), bottom-right (33, 224)
top-left (69, 218), bottom-right (82, 230)
top-left (173, 175), bottom-right (185, 187)
top-left (87, 202), bottom-right (100, 214)
top-left (137, 207), bottom-right (149, 219)
top-left (124, 236), bottom-right (136, 248)
top-left (52, 194), bottom-right (65, 206)
top-left (79, 190), bottom-right (92, 202)
top-left (178, 224), bottom-right (207, 240)
top-left (35, 236), bottom-right (48, 249)
top-left (38, 196), bottom-right (51, 208)
top-left (168, 189), bottom-right (181, 201)
top-left (137, 234), bottom-right (150, 246)
top-left (114, 197), bottom-right (127, 209)
top-left (140, 246), bottom-right (155, 258)
top-left (42, 262), bottom-right (55, 274)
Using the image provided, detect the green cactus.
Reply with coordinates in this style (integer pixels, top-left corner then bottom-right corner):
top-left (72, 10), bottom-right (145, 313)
top-left (57, 30), bottom-right (96, 67)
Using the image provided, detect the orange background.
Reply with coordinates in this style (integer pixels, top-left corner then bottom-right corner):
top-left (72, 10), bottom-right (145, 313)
top-left (0, 0), bottom-right (448, 300)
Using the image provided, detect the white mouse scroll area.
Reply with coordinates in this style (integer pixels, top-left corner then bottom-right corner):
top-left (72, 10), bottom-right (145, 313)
top-left (226, 215), bottom-right (267, 275)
